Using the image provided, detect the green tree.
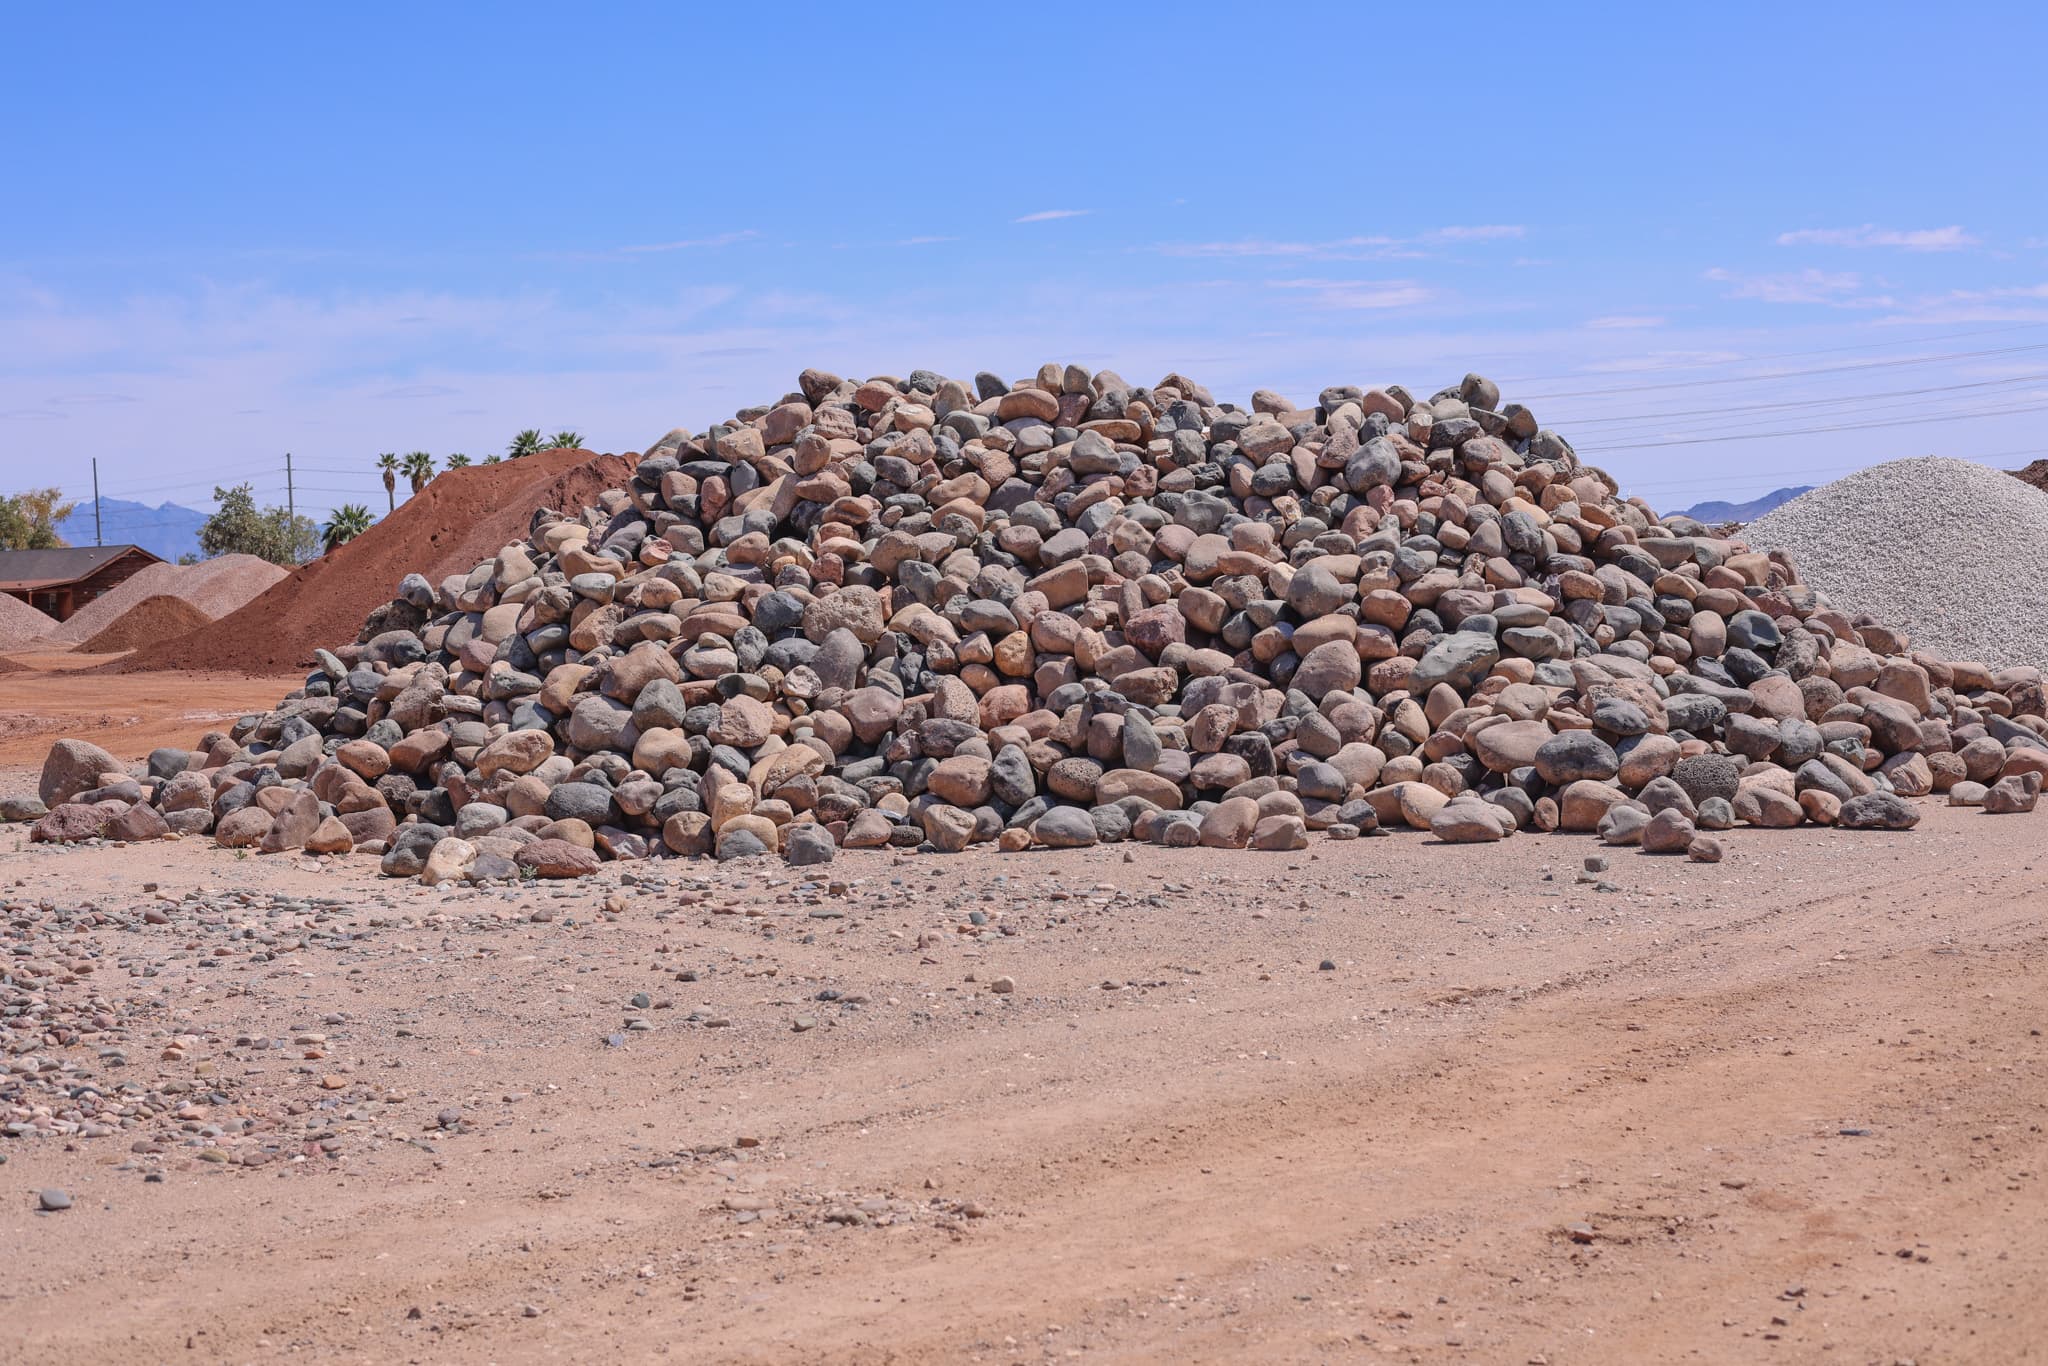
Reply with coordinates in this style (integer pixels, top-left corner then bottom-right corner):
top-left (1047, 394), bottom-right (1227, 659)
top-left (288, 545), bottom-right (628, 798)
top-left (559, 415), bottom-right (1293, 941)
top-left (322, 503), bottom-right (373, 554)
top-left (482, 454), bottom-right (502, 465)
top-left (376, 452), bottom-right (399, 514)
top-left (545, 429), bottom-right (584, 451)
top-left (444, 452), bottom-right (472, 469)
top-left (198, 484), bottom-right (318, 566)
top-left (402, 450), bottom-right (435, 495)
top-left (0, 487), bottom-right (77, 550)
top-left (507, 429), bottom-right (543, 459)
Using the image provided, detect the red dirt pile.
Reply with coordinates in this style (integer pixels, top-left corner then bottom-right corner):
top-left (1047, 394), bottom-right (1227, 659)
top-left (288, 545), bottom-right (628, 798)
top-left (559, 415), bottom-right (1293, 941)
top-left (77, 594), bottom-right (215, 654)
top-left (2014, 460), bottom-right (2048, 495)
top-left (120, 448), bottom-right (630, 675)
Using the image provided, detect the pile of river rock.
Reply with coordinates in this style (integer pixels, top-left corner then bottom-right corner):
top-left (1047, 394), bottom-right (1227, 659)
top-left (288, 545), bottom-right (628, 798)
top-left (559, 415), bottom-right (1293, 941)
top-left (17, 365), bottom-right (2048, 879)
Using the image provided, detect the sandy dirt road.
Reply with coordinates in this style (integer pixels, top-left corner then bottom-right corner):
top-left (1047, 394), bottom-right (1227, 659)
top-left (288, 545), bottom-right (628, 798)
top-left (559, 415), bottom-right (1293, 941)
top-left (0, 767), bottom-right (2040, 1365)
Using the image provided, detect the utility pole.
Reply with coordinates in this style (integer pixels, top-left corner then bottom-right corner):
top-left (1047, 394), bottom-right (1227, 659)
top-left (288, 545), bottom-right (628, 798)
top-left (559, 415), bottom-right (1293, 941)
top-left (92, 458), bottom-right (102, 545)
top-left (285, 452), bottom-right (296, 562)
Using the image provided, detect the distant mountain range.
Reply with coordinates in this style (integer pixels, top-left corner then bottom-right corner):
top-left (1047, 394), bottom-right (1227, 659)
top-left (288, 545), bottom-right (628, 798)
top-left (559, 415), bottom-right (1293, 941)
top-left (56, 497), bottom-right (208, 562)
top-left (1670, 486), bottom-right (1812, 525)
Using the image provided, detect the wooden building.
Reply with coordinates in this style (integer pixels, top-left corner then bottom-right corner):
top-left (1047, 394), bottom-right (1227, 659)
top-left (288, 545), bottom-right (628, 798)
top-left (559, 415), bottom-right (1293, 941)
top-left (0, 544), bottom-right (162, 622)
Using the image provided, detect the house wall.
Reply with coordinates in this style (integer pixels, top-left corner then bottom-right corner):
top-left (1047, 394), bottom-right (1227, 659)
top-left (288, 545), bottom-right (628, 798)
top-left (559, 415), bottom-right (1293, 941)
top-left (3, 549), bottom-right (158, 622)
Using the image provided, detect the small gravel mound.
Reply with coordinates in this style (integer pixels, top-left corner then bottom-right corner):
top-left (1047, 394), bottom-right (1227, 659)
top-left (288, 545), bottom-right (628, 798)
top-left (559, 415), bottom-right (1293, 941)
top-left (77, 594), bottom-right (215, 653)
top-left (52, 554), bottom-right (286, 645)
top-left (1746, 457), bottom-right (2048, 670)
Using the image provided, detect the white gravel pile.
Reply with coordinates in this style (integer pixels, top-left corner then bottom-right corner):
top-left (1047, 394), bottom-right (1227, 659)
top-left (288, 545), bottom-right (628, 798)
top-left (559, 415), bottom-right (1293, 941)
top-left (1744, 456), bottom-right (2048, 671)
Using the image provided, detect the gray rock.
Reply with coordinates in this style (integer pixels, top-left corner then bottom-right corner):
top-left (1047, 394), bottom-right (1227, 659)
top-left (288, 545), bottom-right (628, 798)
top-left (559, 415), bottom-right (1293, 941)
top-left (1838, 791), bottom-right (1920, 831)
top-left (1534, 731), bottom-right (1620, 785)
top-left (1032, 806), bottom-right (1098, 848)
top-left (1411, 634), bottom-right (1500, 692)
top-left (1672, 753), bottom-right (1742, 806)
top-left (784, 823), bottom-right (837, 865)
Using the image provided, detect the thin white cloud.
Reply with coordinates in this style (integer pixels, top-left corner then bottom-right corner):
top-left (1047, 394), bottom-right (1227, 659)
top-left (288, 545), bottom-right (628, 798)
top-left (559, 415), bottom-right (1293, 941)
top-left (1946, 282), bottom-right (2048, 301)
top-left (616, 230), bottom-right (760, 254)
top-left (1426, 225), bottom-right (1525, 242)
top-left (1266, 278), bottom-right (1431, 310)
top-left (1160, 236), bottom-right (1405, 260)
top-left (1585, 314), bottom-right (1666, 329)
top-left (1703, 267), bottom-right (1893, 308)
top-left (1875, 281), bottom-right (2048, 325)
top-left (1775, 224), bottom-right (1977, 252)
top-left (1155, 226), bottom-right (1523, 262)
top-left (1013, 209), bottom-right (1091, 223)
top-left (896, 235), bottom-right (958, 246)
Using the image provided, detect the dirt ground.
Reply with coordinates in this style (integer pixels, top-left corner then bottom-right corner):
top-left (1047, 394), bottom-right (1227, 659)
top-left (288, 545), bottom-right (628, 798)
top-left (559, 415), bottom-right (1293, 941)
top-left (0, 653), bottom-right (295, 768)
top-left (1, 668), bottom-right (2043, 1365)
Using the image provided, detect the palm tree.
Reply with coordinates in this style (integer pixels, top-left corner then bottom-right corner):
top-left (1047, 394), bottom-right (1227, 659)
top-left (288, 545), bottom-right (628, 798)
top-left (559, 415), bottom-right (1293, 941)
top-left (483, 454), bottom-right (502, 465)
top-left (402, 450), bottom-right (435, 496)
top-left (545, 429), bottom-right (584, 451)
top-left (508, 429), bottom-right (543, 459)
top-left (376, 452), bottom-right (399, 514)
top-left (322, 504), bottom-right (373, 554)
top-left (445, 453), bottom-right (472, 469)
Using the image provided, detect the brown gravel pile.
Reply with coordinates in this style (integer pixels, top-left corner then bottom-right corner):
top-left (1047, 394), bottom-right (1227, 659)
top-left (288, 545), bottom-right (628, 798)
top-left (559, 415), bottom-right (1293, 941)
top-left (0, 593), bottom-right (61, 648)
top-left (2013, 460), bottom-right (2048, 495)
top-left (77, 595), bottom-right (216, 654)
top-left (53, 554), bottom-right (287, 645)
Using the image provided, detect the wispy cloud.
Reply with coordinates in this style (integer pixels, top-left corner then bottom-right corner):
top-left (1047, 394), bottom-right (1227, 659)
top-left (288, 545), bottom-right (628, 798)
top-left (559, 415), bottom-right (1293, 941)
top-left (1265, 278), bottom-right (1431, 310)
top-left (1013, 209), bottom-right (1091, 223)
top-left (616, 230), bottom-right (760, 254)
top-left (1704, 267), bottom-right (1893, 308)
top-left (50, 391), bottom-right (139, 405)
top-left (1776, 224), bottom-right (1977, 252)
top-left (896, 235), bottom-right (958, 246)
top-left (1585, 314), bottom-right (1666, 329)
top-left (1161, 236), bottom-right (1405, 260)
top-left (1876, 281), bottom-right (2048, 325)
top-left (1427, 225), bottom-right (1525, 243)
top-left (1155, 226), bottom-right (1522, 262)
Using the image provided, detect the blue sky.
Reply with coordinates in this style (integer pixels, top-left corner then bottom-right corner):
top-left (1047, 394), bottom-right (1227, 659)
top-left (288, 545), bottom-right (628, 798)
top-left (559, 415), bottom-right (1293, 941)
top-left (5, 1), bottom-right (2047, 532)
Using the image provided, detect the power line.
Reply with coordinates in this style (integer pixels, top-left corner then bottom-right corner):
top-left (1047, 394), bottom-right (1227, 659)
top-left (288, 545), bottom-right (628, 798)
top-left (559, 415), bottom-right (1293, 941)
top-left (1580, 385), bottom-right (2048, 451)
top-left (1518, 340), bottom-right (2048, 402)
top-left (1548, 371), bottom-right (2048, 429)
top-left (1490, 320), bottom-right (2048, 387)
top-left (1577, 399), bottom-right (2048, 453)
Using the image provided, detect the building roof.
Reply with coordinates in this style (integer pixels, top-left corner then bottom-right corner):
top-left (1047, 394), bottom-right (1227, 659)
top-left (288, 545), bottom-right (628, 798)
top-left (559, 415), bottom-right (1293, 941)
top-left (0, 544), bottom-right (161, 592)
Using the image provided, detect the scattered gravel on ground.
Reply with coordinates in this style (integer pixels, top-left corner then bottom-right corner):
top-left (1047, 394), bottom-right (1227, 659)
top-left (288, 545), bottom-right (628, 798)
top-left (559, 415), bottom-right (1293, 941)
top-left (1745, 456), bottom-right (2048, 671)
